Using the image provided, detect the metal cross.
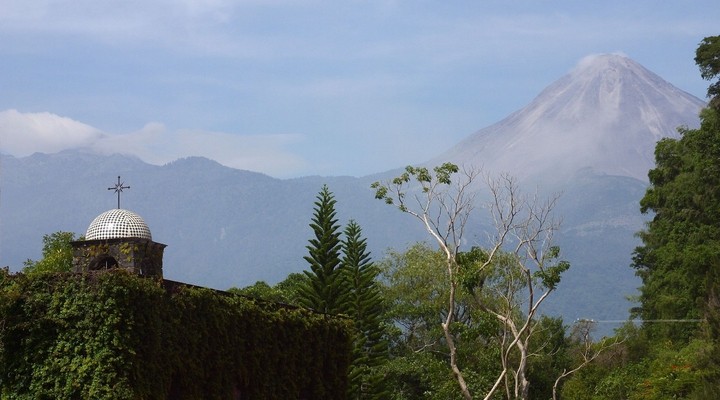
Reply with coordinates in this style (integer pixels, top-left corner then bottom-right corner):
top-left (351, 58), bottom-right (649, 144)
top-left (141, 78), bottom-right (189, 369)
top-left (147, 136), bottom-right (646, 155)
top-left (108, 176), bottom-right (130, 209)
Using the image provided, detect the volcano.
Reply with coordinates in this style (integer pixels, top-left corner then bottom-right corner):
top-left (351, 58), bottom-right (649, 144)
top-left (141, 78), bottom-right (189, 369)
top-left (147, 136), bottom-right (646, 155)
top-left (433, 54), bottom-right (705, 183)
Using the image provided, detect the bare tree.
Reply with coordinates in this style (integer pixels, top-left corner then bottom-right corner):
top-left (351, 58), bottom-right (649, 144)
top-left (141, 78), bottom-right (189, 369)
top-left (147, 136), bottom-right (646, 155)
top-left (373, 163), bottom-right (478, 399)
top-left (372, 164), bottom-right (568, 400)
top-left (473, 174), bottom-right (568, 400)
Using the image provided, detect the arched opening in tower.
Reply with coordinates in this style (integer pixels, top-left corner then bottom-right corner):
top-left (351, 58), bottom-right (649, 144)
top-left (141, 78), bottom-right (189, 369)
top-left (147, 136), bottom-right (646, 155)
top-left (89, 255), bottom-right (119, 270)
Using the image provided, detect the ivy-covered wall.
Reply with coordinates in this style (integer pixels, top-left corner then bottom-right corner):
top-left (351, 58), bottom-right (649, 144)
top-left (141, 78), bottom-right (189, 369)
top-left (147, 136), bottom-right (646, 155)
top-left (71, 238), bottom-right (166, 278)
top-left (0, 270), bottom-right (352, 400)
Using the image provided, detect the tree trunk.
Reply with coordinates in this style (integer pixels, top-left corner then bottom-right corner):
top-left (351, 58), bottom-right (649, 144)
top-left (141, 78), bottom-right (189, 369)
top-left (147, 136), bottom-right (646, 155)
top-left (442, 266), bottom-right (473, 400)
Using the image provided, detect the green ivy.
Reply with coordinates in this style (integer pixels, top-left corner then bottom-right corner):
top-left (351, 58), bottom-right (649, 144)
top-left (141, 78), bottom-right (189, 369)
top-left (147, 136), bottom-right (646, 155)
top-left (0, 270), bottom-right (352, 399)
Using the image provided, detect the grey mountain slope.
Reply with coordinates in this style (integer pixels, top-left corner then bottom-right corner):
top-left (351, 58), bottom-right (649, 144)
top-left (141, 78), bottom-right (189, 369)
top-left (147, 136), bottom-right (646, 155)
top-left (0, 54), bottom-right (706, 329)
top-left (433, 54), bottom-right (705, 183)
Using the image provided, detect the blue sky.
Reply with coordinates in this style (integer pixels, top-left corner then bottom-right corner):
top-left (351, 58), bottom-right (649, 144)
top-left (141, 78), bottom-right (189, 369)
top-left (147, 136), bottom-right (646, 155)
top-left (0, 1), bottom-right (715, 178)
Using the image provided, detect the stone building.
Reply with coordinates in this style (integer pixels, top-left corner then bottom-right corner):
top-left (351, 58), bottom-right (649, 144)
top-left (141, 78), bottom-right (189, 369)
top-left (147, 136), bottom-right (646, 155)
top-left (71, 208), bottom-right (166, 278)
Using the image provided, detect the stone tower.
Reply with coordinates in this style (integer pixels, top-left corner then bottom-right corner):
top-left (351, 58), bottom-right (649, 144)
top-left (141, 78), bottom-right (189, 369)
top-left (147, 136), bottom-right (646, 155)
top-left (71, 208), bottom-right (166, 278)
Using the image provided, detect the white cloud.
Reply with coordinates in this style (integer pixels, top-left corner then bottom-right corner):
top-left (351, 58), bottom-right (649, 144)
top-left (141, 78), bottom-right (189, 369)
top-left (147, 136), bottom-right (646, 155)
top-left (0, 109), bottom-right (309, 178)
top-left (0, 109), bottom-right (103, 156)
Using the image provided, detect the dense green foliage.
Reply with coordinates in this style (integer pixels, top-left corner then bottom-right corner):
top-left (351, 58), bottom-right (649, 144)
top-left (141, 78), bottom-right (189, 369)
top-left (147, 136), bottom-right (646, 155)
top-left (378, 243), bottom-right (502, 399)
top-left (228, 280), bottom-right (292, 303)
top-left (632, 106), bottom-right (720, 340)
top-left (22, 232), bottom-right (78, 276)
top-left (0, 270), bottom-right (352, 400)
top-left (559, 323), bottom-right (717, 400)
top-left (696, 35), bottom-right (720, 109)
top-left (376, 244), bottom-right (585, 399)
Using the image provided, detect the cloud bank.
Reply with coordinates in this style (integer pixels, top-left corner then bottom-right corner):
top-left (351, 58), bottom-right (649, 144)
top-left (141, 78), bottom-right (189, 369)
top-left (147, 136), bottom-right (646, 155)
top-left (0, 109), bottom-right (308, 178)
top-left (0, 110), bottom-right (104, 156)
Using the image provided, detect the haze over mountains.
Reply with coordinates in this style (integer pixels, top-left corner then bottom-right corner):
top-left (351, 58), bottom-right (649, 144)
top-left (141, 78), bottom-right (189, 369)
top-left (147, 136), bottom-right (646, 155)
top-left (0, 54), bottom-right (705, 326)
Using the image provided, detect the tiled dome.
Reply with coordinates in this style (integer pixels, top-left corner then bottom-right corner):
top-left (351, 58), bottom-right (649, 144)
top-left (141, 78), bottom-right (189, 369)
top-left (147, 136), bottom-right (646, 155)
top-left (86, 209), bottom-right (152, 240)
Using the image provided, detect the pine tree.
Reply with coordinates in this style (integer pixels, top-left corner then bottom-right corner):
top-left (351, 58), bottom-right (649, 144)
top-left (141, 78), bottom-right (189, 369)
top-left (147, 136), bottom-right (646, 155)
top-left (298, 185), bottom-right (346, 314)
top-left (342, 220), bottom-right (389, 399)
top-left (298, 188), bottom-right (390, 397)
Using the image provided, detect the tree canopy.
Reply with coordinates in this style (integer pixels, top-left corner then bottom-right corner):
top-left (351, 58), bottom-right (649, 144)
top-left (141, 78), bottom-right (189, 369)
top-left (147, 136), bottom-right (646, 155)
top-left (695, 35), bottom-right (720, 109)
top-left (22, 231), bottom-right (79, 276)
top-left (631, 35), bottom-right (720, 343)
top-left (632, 106), bottom-right (720, 340)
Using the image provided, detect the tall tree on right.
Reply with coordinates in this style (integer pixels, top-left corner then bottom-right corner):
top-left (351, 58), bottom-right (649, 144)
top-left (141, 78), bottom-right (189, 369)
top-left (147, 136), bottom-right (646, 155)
top-left (633, 35), bottom-right (720, 342)
top-left (696, 35), bottom-right (720, 110)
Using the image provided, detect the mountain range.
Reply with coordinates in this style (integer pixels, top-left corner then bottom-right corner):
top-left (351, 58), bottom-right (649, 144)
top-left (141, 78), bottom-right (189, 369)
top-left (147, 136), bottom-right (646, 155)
top-left (0, 54), bottom-right (706, 328)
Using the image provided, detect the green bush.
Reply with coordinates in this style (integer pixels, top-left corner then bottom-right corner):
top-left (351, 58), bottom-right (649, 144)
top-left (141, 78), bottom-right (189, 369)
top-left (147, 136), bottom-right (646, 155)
top-left (0, 270), bottom-right (352, 399)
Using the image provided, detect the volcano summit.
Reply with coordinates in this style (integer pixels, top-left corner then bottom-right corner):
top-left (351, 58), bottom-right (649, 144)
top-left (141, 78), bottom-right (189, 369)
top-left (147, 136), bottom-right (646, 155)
top-left (434, 54), bottom-right (705, 183)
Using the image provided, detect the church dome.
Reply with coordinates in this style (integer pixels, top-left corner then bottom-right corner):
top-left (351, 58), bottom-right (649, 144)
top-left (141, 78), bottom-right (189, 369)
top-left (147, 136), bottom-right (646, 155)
top-left (86, 209), bottom-right (152, 240)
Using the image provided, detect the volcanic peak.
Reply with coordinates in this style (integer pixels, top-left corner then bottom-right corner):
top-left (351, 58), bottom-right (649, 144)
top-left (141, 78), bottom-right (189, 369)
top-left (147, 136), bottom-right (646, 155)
top-left (434, 54), bottom-right (705, 183)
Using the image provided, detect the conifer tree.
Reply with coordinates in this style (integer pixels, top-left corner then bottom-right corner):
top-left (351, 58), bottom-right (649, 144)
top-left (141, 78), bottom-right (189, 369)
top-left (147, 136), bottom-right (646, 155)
top-left (342, 220), bottom-right (389, 399)
top-left (298, 185), bottom-right (346, 314)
